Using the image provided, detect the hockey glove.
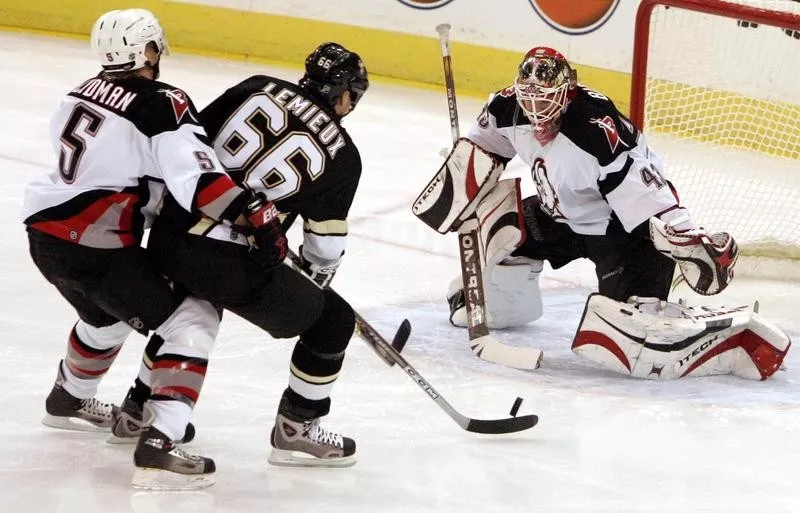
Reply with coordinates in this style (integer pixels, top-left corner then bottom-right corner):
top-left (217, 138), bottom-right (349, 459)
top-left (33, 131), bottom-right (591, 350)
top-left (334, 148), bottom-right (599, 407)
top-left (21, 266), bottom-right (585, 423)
top-left (650, 217), bottom-right (738, 295)
top-left (244, 193), bottom-right (288, 268)
top-left (296, 245), bottom-right (341, 288)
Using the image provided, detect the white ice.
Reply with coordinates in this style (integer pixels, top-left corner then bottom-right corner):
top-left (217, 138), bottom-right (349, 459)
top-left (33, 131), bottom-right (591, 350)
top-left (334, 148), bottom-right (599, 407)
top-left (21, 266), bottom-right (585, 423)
top-left (1, 32), bottom-right (799, 513)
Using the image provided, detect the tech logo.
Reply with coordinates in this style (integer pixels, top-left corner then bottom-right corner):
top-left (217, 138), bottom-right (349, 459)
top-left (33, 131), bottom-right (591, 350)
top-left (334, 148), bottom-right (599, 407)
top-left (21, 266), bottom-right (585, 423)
top-left (396, 0), bottom-right (455, 9)
top-left (529, 0), bottom-right (621, 35)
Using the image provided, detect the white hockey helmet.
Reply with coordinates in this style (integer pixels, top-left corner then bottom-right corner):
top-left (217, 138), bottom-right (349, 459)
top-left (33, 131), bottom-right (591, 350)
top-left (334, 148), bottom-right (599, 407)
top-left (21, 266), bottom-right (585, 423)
top-left (90, 9), bottom-right (169, 73)
top-left (513, 47), bottom-right (577, 130)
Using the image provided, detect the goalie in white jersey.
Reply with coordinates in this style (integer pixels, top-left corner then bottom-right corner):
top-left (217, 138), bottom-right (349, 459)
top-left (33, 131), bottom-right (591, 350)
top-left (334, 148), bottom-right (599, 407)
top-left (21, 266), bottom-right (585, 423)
top-left (413, 46), bottom-right (790, 380)
top-left (21, 9), bottom-right (287, 489)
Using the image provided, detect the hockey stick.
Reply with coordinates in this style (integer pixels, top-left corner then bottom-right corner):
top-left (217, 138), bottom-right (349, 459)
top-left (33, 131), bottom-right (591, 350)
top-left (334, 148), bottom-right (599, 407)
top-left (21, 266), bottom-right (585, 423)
top-left (355, 311), bottom-right (538, 434)
top-left (280, 214), bottom-right (409, 365)
top-left (288, 251), bottom-right (537, 434)
top-left (435, 24), bottom-right (543, 371)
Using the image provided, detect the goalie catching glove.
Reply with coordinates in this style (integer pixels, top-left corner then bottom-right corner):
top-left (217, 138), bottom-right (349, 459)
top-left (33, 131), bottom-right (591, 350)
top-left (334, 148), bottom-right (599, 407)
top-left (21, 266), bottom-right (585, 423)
top-left (650, 215), bottom-right (738, 295)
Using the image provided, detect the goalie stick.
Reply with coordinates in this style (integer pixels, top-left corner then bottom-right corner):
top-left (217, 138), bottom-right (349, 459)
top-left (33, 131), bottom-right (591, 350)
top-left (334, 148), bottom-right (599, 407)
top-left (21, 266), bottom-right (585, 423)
top-left (435, 23), bottom-right (543, 371)
top-left (287, 250), bottom-right (538, 434)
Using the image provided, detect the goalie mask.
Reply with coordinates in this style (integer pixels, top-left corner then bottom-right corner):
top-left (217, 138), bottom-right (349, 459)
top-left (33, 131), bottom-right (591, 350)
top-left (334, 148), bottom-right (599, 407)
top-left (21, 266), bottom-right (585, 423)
top-left (300, 42), bottom-right (369, 114)
top-left (514, 47), bottom-right (577, 133)
top-left (90, 9), bottom-right (169, 76)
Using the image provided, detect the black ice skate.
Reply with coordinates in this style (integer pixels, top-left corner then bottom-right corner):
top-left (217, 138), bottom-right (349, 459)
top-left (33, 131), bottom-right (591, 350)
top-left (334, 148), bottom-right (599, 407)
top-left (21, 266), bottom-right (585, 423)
top-left (107, 387), bottom-right (196, 445)
top-left (268, 412), bottom-right (356, 468)
top-left (132, 426), bottom-right (215, 490)
top-left (42, 361), bottom-right (118, 432)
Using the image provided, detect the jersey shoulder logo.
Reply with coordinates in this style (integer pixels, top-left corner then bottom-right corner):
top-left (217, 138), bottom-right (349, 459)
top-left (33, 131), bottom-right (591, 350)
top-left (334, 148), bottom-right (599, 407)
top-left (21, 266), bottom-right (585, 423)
top-left (159, 88), bottom-right (196, 124)
top-left (590, 115), bottom-right (628, 153)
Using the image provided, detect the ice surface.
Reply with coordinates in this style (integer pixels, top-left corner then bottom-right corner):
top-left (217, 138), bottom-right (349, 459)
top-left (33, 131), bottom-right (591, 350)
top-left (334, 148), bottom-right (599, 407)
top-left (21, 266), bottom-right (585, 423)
top-left (1, 32), bottom-right (798, 513)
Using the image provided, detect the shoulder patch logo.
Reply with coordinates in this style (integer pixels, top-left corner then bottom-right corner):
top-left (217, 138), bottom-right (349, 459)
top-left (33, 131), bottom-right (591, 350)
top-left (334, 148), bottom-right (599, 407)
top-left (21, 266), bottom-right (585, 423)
top-left (159, 88), bottom-right (196, 124)
top-left (590, 115), bottom-right (628, 153)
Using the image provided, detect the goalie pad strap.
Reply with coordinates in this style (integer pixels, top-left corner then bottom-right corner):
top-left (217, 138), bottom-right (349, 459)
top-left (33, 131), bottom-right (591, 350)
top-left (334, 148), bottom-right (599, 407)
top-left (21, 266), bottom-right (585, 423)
top-left (412, 138), bottom-right (505, 234)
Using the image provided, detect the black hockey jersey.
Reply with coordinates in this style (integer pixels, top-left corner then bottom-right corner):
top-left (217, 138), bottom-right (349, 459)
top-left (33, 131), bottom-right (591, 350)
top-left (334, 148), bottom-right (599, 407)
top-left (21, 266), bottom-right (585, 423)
top-left (469, 85), bottom-right (680, 236)
top-left (22, 75), bottom-right (246, 248)
top-left (162, 75), bottom-right (362, 267)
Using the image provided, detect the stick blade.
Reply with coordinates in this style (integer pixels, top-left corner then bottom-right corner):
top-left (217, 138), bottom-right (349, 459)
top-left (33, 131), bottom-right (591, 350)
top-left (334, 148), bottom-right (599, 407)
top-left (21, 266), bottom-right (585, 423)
top-left (392, 319), bottom-right (411, 352)
top-left (465, 414), bottom-right (538, 434)
top-left (385, 319), bottom-right (411, 367)
top-left (470, 335), bottom-right (543, 371)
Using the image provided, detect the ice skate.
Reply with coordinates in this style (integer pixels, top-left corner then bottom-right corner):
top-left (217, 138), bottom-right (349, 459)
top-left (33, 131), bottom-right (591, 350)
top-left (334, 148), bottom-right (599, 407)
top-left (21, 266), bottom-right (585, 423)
top-left (132, 426), bottom-right (215, 490)
top-left (42, 361), bottom-right (118, 432)
top-left (268, 412), bottom-right (356, 468)
top-left (107, 388), bottom-right (196, 444)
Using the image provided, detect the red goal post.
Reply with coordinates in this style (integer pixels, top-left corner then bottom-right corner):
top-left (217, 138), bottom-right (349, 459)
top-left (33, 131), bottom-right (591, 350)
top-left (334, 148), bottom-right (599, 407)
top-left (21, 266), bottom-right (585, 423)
top-left (630, 0), bottom-right (800, 272)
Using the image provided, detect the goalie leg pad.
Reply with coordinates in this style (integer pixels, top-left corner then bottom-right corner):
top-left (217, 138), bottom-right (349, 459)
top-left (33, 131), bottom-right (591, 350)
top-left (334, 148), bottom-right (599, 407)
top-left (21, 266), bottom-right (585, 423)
top-left (412, 138), bottom-right (505, 234)
top-left (572, 294), bottom-right (790, 380)
top-left (475, 178), bottom-right (526, 269)
top-left (447, 260), bottom-right (543, 329)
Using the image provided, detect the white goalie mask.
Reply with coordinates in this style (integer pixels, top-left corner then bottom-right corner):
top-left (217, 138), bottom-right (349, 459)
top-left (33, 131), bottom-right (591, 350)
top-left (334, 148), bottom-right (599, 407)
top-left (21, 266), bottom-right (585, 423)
top-left (513, 47), bottom-right (577, 132)
top-left (90, 9), bottom-right (169, 73)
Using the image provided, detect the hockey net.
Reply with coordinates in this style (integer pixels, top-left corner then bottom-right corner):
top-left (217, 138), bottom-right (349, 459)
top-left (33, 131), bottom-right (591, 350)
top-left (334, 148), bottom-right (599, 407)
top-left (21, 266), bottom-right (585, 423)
top-left (631, 0), bottom-right (800, 275)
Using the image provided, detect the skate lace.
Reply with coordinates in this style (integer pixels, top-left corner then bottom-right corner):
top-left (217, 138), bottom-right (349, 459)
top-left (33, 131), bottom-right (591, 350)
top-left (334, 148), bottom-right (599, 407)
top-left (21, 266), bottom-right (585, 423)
top-left (80, 398), bottom-right (114, 419)
top-left (306, 419), bottom-right (343, 448)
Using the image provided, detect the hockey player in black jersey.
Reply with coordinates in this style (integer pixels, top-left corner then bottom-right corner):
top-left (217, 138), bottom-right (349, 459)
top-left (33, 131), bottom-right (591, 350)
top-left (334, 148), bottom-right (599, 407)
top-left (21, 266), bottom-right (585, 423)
top-left (413, 46), bottom-right (790, 380)
top-left (22, 9), bottom-right (287, 489)
top-left (115, 42), bottom-right (369, 466)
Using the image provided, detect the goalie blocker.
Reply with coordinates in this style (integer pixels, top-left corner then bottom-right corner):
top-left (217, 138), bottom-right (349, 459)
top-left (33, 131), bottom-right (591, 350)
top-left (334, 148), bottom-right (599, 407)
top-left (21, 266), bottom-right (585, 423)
top-left (412, 138), bottom-right (505, 234)
top-left (572, 294), bottom-right (790, 380)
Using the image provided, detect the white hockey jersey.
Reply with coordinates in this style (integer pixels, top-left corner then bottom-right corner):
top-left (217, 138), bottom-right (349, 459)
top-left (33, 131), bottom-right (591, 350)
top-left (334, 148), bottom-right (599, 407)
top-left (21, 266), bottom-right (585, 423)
top-left (22, 75), bottom-right (247, 248)
top-left (468, 85), bottom-right (680, 236)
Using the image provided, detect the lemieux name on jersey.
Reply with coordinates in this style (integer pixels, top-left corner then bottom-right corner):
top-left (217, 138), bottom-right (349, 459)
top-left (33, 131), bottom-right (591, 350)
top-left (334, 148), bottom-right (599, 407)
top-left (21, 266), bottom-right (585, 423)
top-left (263, 82), bottom-right (346, 158)
top-left (70, 78), bottom-right (138, 113)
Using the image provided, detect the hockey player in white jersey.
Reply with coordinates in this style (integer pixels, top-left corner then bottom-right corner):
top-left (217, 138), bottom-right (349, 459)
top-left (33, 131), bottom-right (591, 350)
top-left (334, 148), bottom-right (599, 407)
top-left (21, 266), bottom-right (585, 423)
top-left (413, 46), bottom-right (790, 379)
top-left (22, 9), bottom-right (287, 489)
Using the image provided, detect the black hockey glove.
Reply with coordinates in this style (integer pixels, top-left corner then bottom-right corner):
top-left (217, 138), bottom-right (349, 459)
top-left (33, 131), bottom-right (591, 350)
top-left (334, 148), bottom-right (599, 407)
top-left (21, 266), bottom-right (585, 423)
top-left (243, 193), bottom-right (288, 268)
top-left (296, 245), bottom-right (341, 288)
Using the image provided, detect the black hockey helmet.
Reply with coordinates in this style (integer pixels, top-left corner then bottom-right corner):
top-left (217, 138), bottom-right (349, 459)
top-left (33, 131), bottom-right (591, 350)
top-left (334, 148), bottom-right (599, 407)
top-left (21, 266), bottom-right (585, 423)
top-left (300, 42), bottom-right (369, 113)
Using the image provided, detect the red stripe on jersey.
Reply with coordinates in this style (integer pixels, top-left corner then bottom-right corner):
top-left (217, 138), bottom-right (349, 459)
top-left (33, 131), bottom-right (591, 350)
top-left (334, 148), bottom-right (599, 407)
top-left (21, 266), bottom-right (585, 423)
top-left (30, 192), bottom-right (138, 246)
top-left (196, 175), bottom-right (238, 210)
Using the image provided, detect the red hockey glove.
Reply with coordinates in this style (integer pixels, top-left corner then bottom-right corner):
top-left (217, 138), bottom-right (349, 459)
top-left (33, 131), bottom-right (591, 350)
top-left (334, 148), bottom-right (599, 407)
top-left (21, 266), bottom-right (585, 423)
top-left (244, 193), bottom-right (288, 268)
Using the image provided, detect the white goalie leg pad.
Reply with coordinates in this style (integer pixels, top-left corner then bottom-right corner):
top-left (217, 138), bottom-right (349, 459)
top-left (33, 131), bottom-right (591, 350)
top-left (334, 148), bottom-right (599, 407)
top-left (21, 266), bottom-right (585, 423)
top-left (412, 138), bottom-right (505, 234)
top-left (572, 294), bottom-right (791, 380)
top-left (448, 259), bottom-right (544, 329)
top-left (475, 178), bottom-right (526, 269)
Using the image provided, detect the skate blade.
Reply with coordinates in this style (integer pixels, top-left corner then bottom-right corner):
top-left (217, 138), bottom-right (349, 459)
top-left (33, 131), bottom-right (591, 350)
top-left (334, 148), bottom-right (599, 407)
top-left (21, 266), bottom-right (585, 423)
top-left (132, 468), bottom-right (215, 490)
top-left (42, 414), bottom-right (111, 433)
top-left (267, 448), bottom-right (357, 468)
